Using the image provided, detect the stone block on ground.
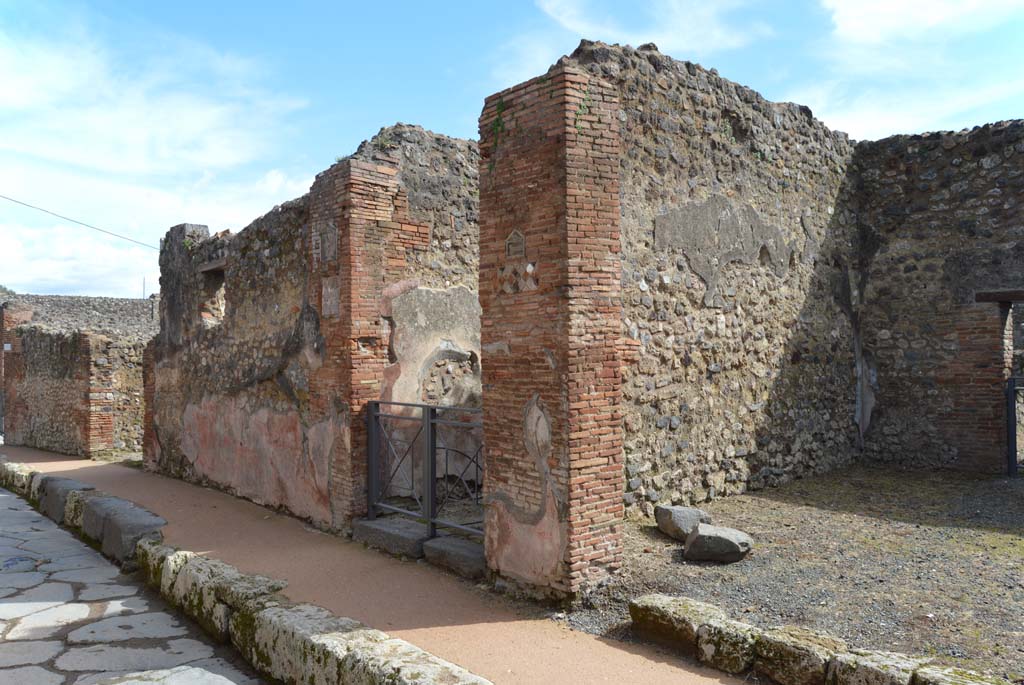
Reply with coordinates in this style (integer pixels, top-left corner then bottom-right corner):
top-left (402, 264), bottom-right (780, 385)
top-left (684, 523), bottom-right (753, 563)
top-left (912, 666), bottom-right (1008, 685)
top-left (37, 477), bottom-right (94, 525)
top-left (136, 539), bottom-right (176, 591)
top-left (655, 505), bottom-right (712, 541)
top-left (423, 535), bottom-right (487, 580)
top-left (229, 602), bottom-right (492, 685)
top-left (697, 617), bottom-right (761, 674)
top-left (64, 489), bottom-right (105, 529)
top-left (0, 461), bottom-right (38, 497)
top-left (755, 626), bottom-right (848, 685)
top-left (29, 472), bottom-right (48, 502)
top-left (81, 495), bottom-right (165, 563)
top-left (629, 594), bottom-right (728, 657)
top-left (352, 517), bottom-right (430, 558)
top-left (168, 554), bottom-right (286, 643)
top-left (829, 650), bottom-right (931, 685)
top-left (168, 557), bottom-right (235, 642)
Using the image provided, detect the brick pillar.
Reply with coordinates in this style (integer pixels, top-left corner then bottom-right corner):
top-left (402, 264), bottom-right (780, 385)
top-left (142, 338), bottom-right (157, 467)
top-left (1, 304), bottom-right (31, 440)
top-left (939, 302), bottom-right (1013, 472)
top-left (82, 333), bottom-right (115, 457)
top-left (478, 64), bottom-right (624, 596)
top-left (307, 157), bottom-right (431, 529)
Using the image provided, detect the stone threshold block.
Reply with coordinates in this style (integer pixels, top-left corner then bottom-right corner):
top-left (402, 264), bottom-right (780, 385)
top-left (422, 535), bottom-right (487, 581)
top-left (352, 517), bottom-right (430, 558)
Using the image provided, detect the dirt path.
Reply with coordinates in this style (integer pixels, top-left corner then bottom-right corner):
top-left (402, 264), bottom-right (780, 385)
top-left (3, 445), bottom-right (736, 685)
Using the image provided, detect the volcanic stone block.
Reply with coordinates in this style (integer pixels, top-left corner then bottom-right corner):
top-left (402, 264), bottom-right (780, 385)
top-left (37, 478), bottom-right (94, 525)
top-left (655, 505), bottom-right (712, 541)
top-left (352, 517), bottom-right (430, 558)
top-left (423, 536), bottom-right (487, 580)
top-left (755, 626), bottom-right (848, 685)
top-left (81, 495), bottom-right (165, 563)
top-left (629, 594), bottom-right (728, 657)
top-left (684, 524), bottom-right (753, 562)
top-left (697, 617), bottom-right (761, 674)
top-left (829, 650), bottom-right (931, 685)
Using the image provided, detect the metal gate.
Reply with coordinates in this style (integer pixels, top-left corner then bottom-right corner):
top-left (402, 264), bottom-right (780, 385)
top-left (1007, 377), bottom-right (1022, 477)
top-left (366, 400), bottom-right (484, 537)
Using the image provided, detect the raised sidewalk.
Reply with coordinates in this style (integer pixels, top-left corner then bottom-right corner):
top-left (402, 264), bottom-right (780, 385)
top-left (4, 445), bottom-right (736, 685)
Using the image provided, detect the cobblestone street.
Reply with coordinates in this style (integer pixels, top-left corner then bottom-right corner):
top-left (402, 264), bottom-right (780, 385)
top-left (0, 488), bottom-right (261, 684)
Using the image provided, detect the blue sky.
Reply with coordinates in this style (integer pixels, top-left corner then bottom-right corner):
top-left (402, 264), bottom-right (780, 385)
top-left (2, 0), bottom-right (1023, 297)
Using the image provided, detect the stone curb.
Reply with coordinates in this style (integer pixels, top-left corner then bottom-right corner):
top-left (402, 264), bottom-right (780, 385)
top-left (0, 457), bottom-right (493, 685)
top-left (629, 594), bottom-right (1009, 685)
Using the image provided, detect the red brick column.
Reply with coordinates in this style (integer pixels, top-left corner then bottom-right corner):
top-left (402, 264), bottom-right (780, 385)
top-left (142, 338), bottom-right (157, 466)
top-left (82, 333), bottom-right (115, 456)
top-left (938, 302), bottom-right (1013, 472)
top-left (307, 158), bottom-right (430, 529)
top-left (478, 64), bottom-right (624, 596)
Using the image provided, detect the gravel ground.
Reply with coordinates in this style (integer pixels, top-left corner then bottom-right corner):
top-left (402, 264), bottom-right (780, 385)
top-left (566, 465), bottom-right (1024, 680)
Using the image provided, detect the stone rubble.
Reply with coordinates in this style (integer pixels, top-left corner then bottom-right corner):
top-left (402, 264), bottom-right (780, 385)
top-left (653, 505), bottom-right (711, 541)
top-left (683, 523), bottom-right (754, 562)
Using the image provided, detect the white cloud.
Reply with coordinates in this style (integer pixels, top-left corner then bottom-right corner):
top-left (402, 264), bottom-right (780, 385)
top-left (0, 27), bottom-right (305, 176)
top-left (490, 0), bottom-right (770, 89)
top-left (822, 0), bottom-right (1024, 44)
top-left (0, 223), bottom-right (160, 298)
top-left (798, 0), bottom-right (1024, 139)
top-left (538, 0), bottom-right (770, 55)
top-left (787, 77), bottom-right (1024, 140)
top-left (0, 15), bottom-right (314, 297)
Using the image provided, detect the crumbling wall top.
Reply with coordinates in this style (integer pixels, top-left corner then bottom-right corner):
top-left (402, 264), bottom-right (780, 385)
top-left (1, 294), bottom-right (160, 342)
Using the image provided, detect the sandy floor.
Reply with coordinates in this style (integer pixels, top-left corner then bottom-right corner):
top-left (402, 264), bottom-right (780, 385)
top-left (3, 445), bottom-right (736, 685)
top-left (570, 465), bottom-right (1024, 679)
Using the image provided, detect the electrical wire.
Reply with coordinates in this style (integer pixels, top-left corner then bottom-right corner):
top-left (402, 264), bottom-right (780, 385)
top-left (0, 193), bottom-right (160, 250)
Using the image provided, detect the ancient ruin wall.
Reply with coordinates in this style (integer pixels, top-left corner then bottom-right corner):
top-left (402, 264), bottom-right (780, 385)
top-left (1, 295), bottom-right (157, 455)
top-left (566, 42), bottom-right (861, 513)
top-left (148, 125), bottom-right (481, 528)
top-left (3, 328), bottom-right (91, 454)
top-left (855, 122), bottom-right (1024, 472)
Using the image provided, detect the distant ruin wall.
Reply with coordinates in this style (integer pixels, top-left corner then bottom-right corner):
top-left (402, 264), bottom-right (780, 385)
top-left (3, 328), bottom-right (92, 455)
top-left (1, 296), bottom-right (156, 456)
top-left (568, 42), bottom-right (861, 514)
top-left (147, 125), bottom-right (482, 529)
top-left (855, 122), bottom-right (1024, 472)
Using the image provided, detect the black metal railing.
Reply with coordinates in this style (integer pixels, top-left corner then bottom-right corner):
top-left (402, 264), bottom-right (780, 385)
top-left (366, 400), bottom-right (484, 537)
top-left (1007, 377), bottom-right (1023, 477)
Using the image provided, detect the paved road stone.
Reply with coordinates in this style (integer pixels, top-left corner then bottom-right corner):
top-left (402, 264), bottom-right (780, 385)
top-left (0, 488), bottom-right (260, 684)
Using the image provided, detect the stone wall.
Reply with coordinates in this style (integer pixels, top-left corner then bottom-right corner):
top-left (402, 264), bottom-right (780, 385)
top-left (2, 328), bottom-right (91, 454)
top-left (147, 125), bottom-right (482, 530)
top-left (855, 122), bottom-right (1024, 472)
top-left (564, 42), bottom-right (861, 514)
top-left (1, 295), bottom-right (157, 455)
